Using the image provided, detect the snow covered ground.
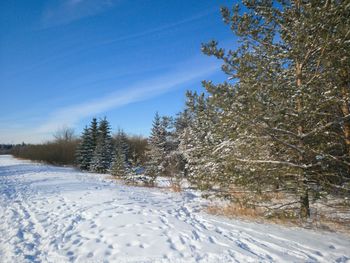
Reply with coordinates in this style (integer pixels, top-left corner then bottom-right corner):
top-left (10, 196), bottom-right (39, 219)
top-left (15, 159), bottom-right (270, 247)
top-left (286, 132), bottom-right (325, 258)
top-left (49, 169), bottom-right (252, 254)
top-left (0, 155), bottom-right (349, 263)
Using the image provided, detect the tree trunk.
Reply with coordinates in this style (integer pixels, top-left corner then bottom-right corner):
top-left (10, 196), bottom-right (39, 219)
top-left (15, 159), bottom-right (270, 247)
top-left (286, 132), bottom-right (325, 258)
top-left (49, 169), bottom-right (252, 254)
top-left (341, 84), bottom-right (350, 156)
top-left (296, 60), bottom-right (310, 218)
top-left (300, 181), bottom-right (310, 218)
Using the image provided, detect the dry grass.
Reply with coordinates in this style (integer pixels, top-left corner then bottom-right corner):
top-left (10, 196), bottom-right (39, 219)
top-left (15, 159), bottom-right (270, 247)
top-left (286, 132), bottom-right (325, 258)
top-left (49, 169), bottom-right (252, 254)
top-left (261, 191), bottom-right (286, 201)
top-left (105, 175), bottom-right (153, 187)
top-left (206, 202), bottom-right (350, 235)
top-left (104, 177), bottom-right (350, 234)
top-left (307, 215), bottom-right (350, 234)
top-left (109, 176), bottom-right (184, 192)
top-left (169, 182), bottom-right (182, 192)
top-left (227, 187), bottom-right (288, 202)
top-left (207, 203), bottom-right (265, 221)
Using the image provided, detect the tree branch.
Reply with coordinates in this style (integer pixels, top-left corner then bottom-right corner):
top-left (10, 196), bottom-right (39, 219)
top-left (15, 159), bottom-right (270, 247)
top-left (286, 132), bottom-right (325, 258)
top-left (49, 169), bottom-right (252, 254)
top-left (234, 158), bottom-right (318, 169)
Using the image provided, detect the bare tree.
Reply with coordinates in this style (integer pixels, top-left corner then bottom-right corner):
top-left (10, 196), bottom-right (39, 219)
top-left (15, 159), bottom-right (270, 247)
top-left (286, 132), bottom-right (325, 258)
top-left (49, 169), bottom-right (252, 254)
top-left (53, 126), bottom-right (76, 143)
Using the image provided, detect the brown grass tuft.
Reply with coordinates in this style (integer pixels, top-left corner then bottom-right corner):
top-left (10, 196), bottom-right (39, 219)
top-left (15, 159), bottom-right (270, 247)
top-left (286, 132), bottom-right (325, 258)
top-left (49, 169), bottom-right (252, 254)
top-left (207, 203), bottom-right (265, 221)
top-left (169, 182), bottom-right (182, 192)
top-left (206, 203), bottom-right (350, 235)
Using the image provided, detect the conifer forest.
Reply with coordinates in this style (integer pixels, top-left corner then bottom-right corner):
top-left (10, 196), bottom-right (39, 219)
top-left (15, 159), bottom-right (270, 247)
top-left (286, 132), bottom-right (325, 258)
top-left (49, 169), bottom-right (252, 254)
top-left (73, 1), bottom-right (350, 220)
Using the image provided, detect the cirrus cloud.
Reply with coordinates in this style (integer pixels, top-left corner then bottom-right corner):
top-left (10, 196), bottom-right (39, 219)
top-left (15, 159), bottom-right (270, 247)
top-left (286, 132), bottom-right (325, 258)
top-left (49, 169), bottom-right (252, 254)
top-left (41, 0), bottom-right (118, 28)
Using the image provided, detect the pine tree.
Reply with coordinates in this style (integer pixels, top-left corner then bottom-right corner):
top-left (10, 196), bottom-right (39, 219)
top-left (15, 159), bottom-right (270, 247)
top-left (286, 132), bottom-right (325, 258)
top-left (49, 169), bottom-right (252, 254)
top-left (90, 117), bottom-right (113, 173)
top-left (189, 0), bottom-right (350, 218)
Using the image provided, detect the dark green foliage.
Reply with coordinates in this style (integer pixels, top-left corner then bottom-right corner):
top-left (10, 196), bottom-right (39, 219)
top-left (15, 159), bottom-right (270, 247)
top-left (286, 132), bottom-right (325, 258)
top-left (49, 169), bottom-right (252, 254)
top-left (75, 118), bottom-right (102, 171)
top-left (145, 112), bottom-right (167, 183)
top-left (76, 126), bottom-right (94, 170)
top-left (178, 0), bottom-right (350, 218)
top-left (179, 91), bottom-right (223, 191)
top-left (75, 118), bottom-right (148, 176)
top-left (113, 129), bottom-right (129, 161)
top-left (111, 145), bottom-right (127, 177)
top-left (90, 117), bottom-right (113, 173)
top-left (90, 118), bottom-right (99, 150)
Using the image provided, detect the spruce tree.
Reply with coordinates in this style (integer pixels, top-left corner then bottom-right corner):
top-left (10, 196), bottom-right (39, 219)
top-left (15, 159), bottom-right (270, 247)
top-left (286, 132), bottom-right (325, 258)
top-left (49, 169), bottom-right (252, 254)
top-left (169, 110), bottom-right (192, 179)
top-left (145, 112), bottom-right (168, 184)
top-left (111, 129), bottom-right (130, 177)
top-left (76, 118), bottom-right (100, 171)
top-left (111, 145), bottom-right (127, 177)
top-left (114, 129), bottom-right (129, 161)
top-left (75, 126), bottom-right (93, 171)
top-left (90, 117), bottom-right (113, 173)
top-left (179, 91), bottom-right (222, 191)
top-left (90, 117), bottom-right (99, 151)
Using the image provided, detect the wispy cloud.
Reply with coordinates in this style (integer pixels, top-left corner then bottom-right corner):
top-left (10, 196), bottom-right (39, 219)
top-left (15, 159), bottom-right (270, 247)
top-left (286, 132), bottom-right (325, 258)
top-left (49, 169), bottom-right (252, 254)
top-left (99, 9), bottom-right (216, 46)
top-left (41, 0), bottom-right (117, 28)
top-left (9, 8), bottom-right (215, 81)
top-left (36, 56), bottom-right (220, 134)
top-left (1, 56), bottom-right (219, 144)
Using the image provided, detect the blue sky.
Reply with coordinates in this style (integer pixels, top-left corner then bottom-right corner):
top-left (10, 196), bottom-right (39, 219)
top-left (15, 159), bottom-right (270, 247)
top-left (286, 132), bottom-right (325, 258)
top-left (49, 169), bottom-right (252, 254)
top-left (0, 0), bottom-right (235, 143)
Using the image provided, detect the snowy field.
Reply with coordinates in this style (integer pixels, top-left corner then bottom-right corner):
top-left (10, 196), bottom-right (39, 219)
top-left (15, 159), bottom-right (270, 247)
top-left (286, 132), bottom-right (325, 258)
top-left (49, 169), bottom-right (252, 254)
top-left (0, 155), bottom-right (349, 263)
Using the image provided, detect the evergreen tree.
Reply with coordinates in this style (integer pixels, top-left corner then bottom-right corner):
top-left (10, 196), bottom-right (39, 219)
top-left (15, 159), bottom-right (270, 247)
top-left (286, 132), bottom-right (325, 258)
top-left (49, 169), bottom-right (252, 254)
top-left (75, 126), bottom-right (93, 170)
top-left (145, 112), bottom-right (168, 184)
top-left (114, 129), bottom-right (130, 161)
top-left (179, 91), bottom-right (222, 191)
top-left (90, 117), bottom-right (99, 151)
top-left (174, 110), bottom-right (191, 135)
top-left (76, 118), bottom-right (100, 171)
top-left (169, 110), bottom-right (192, 179)
top-left (90, 118), bottom-right (113, 173)
top-left (111, 145), bottom-right (127, 177)
top-left (111, 129), bottom-right (130, 177)
top-left (187, 0), bottom-right (350, 218)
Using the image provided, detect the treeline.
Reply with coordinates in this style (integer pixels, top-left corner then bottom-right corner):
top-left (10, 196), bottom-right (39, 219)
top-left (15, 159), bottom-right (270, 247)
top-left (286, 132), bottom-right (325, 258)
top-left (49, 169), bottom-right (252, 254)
top-left (0, 144), bottom-right (14, 154)
top-left (11, 141), bottom-right (78, 165)
top-left (76, 114), bottom-right (188, 185)
top-left (75, 117), bottom-right (148, 176)
top-left (11, 128), bottom-right (79, 165)
top-left (10, 124), bottom-right (148, 168)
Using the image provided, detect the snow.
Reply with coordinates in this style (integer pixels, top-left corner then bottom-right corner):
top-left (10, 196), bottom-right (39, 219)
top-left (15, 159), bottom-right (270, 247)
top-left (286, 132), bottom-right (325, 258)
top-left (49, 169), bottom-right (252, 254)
top-left (0, 155), bottom-right (349, 263)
